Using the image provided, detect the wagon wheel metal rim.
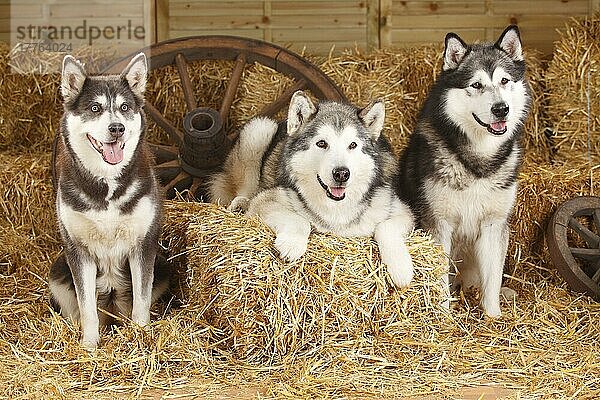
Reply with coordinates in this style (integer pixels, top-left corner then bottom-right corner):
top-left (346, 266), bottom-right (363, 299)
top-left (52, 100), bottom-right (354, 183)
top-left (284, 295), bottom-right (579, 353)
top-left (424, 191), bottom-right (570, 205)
top-left (547, 196), bottom-right (600, 300)
top-left (98, 35), bottom-right (347, 199)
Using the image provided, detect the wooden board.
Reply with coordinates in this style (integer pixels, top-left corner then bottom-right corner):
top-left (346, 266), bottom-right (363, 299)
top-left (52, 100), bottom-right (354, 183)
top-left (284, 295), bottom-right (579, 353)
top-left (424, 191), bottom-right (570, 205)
top-left (165, 0), bottom-right (598, 56)
top-left (389, 0), bottom-right (595, 55)
top-left (4, 0), bottom-right (149, 51)
top-left (168, 0), bottom-right (368, 55)
top-left (1, 0), bottom-right (599, 56)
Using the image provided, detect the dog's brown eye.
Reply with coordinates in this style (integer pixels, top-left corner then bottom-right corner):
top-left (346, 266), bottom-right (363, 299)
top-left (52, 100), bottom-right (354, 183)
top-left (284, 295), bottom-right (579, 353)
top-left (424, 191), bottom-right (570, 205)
top-left (348, 142), bottom-right (357, 150)
top-left (316, 140), bottom-right (328, 149)
top-left (90, 104), bottom-right (101, 113)
top-left (501, 77), bottom-right (510, 85)
top-left (120, 103), bottom-right (129, 112)
top-left (470, 82), bottom-right (482, 89)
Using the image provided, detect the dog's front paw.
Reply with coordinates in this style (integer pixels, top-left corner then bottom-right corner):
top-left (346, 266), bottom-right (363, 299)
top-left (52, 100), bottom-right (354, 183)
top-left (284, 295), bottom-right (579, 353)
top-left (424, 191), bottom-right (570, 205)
top-left (387, 253), bottom-right (414, 288)
top-left (132, 309), bottom-right (151, 327)
top-left (80, 332), bottom-right (100, 350)
top-left (482, 299), bottom-right (502, 318)
top-left (275, 233), bottom-right (308, 261)
top-left (228, 196), bottom-right (250, 213)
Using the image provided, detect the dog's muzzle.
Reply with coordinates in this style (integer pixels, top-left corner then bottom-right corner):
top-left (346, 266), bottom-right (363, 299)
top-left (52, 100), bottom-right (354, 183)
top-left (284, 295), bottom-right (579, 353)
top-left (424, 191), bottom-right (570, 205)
top-left (317, 174), bottom-right (346, 201)
top-left (472, 113), bottom-right (507, 135)
top-left (87, 134), bottom-right (125, 165)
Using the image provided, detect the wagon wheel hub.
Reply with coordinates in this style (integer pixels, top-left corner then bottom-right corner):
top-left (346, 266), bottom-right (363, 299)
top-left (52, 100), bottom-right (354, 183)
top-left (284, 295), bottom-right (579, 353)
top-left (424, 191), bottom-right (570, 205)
top-left (180, 107), bottom-right (226, 175)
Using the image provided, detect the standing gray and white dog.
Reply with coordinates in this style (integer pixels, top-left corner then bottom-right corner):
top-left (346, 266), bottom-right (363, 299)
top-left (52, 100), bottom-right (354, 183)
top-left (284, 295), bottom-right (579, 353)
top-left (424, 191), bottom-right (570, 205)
top-left (49, 54), bottom-right (169, 348)
top-left (396, 26), bottom-right (530, 317)
top-left (210, 91), bottom-right (415, 287)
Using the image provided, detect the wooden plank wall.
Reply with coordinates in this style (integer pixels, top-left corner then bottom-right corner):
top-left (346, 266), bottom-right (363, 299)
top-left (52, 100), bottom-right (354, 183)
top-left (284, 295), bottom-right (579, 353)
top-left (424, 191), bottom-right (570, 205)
top-left (1, 1), bottom-right (599, 56)
top-left (1, 0), bottom-right (152, 51)
top-left (388, 0), bottom-right (599, 55)
top-left (166, 0), bottom-right (600, 56)
top-left (0, 1), bottom-right (10, 43)
top-left (168, 0), bottom-right (370, 54)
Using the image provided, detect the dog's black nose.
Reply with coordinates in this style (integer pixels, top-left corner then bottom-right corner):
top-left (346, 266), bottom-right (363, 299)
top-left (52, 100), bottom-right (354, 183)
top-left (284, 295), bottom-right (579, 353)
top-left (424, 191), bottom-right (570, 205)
top-left (108, 123), bottom-right (125, 137)
top-left (491, 102), bottom-right (509, 118)
top-left (332, 167), bottom-right (350, 183)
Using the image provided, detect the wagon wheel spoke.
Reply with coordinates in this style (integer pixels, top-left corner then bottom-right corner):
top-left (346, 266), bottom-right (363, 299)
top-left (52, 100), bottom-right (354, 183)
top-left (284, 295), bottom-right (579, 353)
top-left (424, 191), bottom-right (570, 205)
top-left (145, 101), bottom-right (184, 145)
top-left (220, 53), bottom-right (246, 124)
top-left (258, 79), bottom-right (307, 118)
top-left (175, 53), bottom-right (197, 113)
top-left (154, 159), bottom-right (181, 182)
top-left (591, 259), bottom-right (600, 283)
top-left (187, 178), bottom-right (203, 200)
top-left (155, 159), bottom-right (180, 171)
top-left (569, 247), bottom-right (600, 263)
top-left (150, 144), bottom-right (178, 164)
top-left (593, 209), bottom-right (600, 233)
top-left (165, 171), bottom-right (191, 194)
top-left (568, 217), bottom-right (600, 248)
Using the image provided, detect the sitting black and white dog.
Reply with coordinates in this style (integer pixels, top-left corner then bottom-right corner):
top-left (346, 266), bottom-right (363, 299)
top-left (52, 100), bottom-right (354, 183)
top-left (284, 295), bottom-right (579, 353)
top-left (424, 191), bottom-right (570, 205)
top-left (397, 26), bottom-right (530, 316)
top-left (49, 53), bottom-right (169, 348)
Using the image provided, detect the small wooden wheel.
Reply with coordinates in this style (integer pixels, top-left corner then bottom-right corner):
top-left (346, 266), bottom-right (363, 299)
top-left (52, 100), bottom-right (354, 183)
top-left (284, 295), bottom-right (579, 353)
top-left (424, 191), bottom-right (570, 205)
top-left (101, 36), bottom-right (346, 199)
top-left (547, 196), bottom-right (600, 300)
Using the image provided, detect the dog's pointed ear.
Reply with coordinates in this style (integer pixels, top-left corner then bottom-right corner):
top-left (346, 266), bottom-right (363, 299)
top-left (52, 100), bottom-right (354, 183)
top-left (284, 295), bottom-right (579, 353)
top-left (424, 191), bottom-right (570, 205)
top-left (121, 52), bottom-right (148, 99)
top-left (61, 55), bottom-right (86, 102)
top-left (495, 25), bottom-right (523, 61)
top-left (287, 91), bottom-right (317, 136)
top-left (443, 33), bottom-right (468, 71)
top-left (358, 99), bottom-right (385, 140)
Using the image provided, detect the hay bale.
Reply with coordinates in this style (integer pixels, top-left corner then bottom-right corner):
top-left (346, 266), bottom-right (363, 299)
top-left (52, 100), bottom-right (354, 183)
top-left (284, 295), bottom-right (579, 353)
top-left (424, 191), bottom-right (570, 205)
top-left (173, 203), bottom-right (449, 363)
top-left (0, 41), bottom-right (62, 152)
top-left (522, 50), bottom-right (551, 162)
top-left (0, 152), bottom-right (59, 275)
top-left (546, 13), bottom-right (600, 165)
top-left (159, 202), bottom-right (600, 398)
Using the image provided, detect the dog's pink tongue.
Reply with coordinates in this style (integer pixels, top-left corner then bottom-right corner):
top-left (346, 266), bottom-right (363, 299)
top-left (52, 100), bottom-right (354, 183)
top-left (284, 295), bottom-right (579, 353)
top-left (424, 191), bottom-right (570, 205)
top-left (491, 121), bottom-right (506, 131)
top-left (103, 142), bottom-right (124, 165)
top-left (330, 187), bottom-right (345, 198)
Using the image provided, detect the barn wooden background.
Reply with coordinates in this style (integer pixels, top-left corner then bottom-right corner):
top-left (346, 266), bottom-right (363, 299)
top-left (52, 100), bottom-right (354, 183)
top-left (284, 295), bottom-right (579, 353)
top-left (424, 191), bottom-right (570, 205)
top-left (160, 0), bottom-right (600, 56)
top-left (1, 0), bottom-right (600, 56)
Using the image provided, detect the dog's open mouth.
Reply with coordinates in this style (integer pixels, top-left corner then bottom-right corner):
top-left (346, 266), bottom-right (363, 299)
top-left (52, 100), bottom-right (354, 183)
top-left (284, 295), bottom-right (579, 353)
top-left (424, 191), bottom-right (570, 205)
top-left (472, 113), bottom-right (507, 135)
top-left (87, 134), bottom-right (125, 165)
top-left (317, 175), bottom-right (345, 201)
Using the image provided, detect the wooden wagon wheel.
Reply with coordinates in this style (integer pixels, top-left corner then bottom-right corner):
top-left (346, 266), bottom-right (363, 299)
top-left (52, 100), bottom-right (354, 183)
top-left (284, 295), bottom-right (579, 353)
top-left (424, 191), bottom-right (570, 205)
top-left (547, 196), bottom-right (600, 300)
top-left (50, 36), bottom-right (346, 199)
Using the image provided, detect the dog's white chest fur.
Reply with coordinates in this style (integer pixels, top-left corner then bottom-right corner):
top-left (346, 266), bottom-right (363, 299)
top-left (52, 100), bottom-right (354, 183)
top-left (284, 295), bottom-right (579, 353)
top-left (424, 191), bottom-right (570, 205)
top-left (58, 180), bottom-right (154, 276)
top-left (304, 186), bottom-right (398, 237)
top-left (423, 139), bottom-right (520, 237)
top-left (425, 176), bottom-right (516, 238)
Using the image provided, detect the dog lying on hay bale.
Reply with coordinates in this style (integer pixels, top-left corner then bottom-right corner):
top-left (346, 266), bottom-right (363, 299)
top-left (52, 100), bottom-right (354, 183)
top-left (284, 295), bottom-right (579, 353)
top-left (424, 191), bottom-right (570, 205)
top-left (164, 201), bottom-right (448, 363)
